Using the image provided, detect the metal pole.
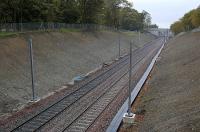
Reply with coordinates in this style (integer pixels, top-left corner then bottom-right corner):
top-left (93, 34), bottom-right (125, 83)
top-left (138, 31), bottom-right (141, 45)
top-left (29, 38), bottom-right (36, 101)
top-left (118, 30), bottom-right (121, 58)
top-left (20, 0), bottom-right (23, 32)
top-left (128, 41), bottom-right (133, 116)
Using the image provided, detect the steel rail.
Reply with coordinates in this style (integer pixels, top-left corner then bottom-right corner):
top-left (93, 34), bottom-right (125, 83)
top-left (85, 40), bottom-right (163, 132)
top-left (11, 38), bottom-right (161, 132)
top-left (62, 40), bottom-right (161, 132)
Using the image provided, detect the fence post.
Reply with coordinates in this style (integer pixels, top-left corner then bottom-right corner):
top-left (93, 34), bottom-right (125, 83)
top-left (28, 38), bottom-right (37, 101)
top-left (138, 31), bottom-right (141, 45)
top-left (122, 41), bottom-right (135, 124)
top-left (20, 23), bottom-right (23, 32)
top-left (123, 42), bottom-right (135, 124)
top-left (118, 30), bottom-right (121, 58)
top-left (128, 41), bottom-right (133, 116)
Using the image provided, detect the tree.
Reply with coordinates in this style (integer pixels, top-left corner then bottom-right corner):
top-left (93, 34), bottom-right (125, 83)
top-left (0, 0), bottom-right (153, 31)
top-left (170, 7), bottom-right (200, 34)
top-left (119, 7), bottom-right (143, 31)
top-left (104, 0), bottom-right (130, 28)
top-left (58, 0), bottom-right (80, 23)
top-left (21, 0), bottom-right (46, 22)
top-left (181, 10), bottom-right (195, 31)
top-left (149, 24), bottom-right (158, 28)
top-left (142, 10), bottom-right (151, 28)
top-left (170, 21), bottom-right (184, 35)
top-left (78, 0), bottom-right (105, 24)
top-left (191, 9), bottom-right (200, 28)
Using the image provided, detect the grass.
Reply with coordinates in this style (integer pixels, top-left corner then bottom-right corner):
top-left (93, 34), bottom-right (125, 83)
top-left (0, 32), bottom-right (18, 38)
top-left (0, 28), bottom-right (115, 38)
top-left (122, 31), bottom-right (138, 37)
top-left (60, 28), bottom-right (81, 33)
top-left (0, 28), bottom-right (81, 38)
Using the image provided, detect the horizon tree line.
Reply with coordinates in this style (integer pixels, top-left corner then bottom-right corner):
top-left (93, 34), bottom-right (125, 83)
top-left (0, 0), bottom-right (157, 31)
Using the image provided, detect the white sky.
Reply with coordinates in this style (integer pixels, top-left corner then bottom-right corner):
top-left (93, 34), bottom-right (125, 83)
top-left (128, 0), bottom-right (200, 28)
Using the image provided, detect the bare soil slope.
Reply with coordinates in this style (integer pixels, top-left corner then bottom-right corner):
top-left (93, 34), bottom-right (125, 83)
top-left (0, 31), bottom-right (155, 117)
top-left (134, 32), bottom-right (200, 131)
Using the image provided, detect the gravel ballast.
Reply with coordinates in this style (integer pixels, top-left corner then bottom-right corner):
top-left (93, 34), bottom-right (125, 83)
top-left (0, 31), bottom-right (155, 117)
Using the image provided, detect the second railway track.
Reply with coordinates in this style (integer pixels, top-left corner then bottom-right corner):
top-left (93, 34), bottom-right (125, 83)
top-left (10, 38), bottom-right (164, 132)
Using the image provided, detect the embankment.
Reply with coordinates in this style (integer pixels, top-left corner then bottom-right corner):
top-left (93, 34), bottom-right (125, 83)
top-left (0, 31), bottom-right (155, 116)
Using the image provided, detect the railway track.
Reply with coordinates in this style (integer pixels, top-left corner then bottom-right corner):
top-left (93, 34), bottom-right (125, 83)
top-left (63, 40), bottom-right (163, 132)
top-left (11, 38), bottom-right (163, 132)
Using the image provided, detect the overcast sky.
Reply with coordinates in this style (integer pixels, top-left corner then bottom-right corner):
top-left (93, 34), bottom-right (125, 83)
top-left (128, 0), bottom-right (200, 28)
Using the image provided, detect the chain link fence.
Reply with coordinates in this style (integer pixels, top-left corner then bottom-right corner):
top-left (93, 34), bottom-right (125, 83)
top-left (0, 22), bottom-right (156, 116)
top-left (0, 23), bottom-right (116, 32)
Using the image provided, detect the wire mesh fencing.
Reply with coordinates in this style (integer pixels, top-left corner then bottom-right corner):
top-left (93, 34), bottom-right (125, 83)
top-left (0, 23), bottom-right (116, 32)
top-left (0, 24), bottom-right (155, 117)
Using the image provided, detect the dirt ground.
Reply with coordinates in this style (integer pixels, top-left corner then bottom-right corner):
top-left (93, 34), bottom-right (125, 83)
top-left (0, 30), bottom-right (155, 117)
top-left (119, 31), bottom-right (200, 132)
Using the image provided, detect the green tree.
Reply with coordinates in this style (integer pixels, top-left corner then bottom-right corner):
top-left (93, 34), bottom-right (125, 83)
top-left (191, 9), bottom-right (200, 28)
top-left (0, 0), bottom-right (152, 31)
top-left (78, 0), bottom-right (105, 24)
top-left (149, 24), bottom-right (158, 28)
top-left (58, 0), bottom-right (80, 23)
top-left (181, 10), bottom-right (196, 31)
top-left (170, 7), bottom-right (200, 34)
top-left (142, 10), bottom-right (151, 28)
top-left (104, 0), bottom-right (130, 28)
top-left (120, 7), bottom-right (143, 30)
top-left (170, 21), bottom-right (184, 35)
